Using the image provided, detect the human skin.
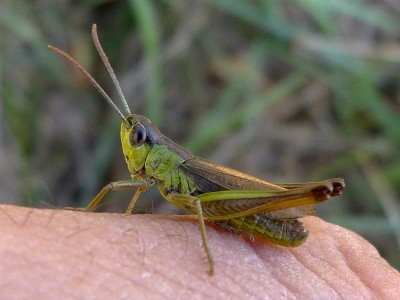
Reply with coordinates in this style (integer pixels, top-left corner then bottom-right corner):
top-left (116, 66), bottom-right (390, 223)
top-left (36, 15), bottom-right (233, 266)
top-left (0, 204), bottom-right (399, 299)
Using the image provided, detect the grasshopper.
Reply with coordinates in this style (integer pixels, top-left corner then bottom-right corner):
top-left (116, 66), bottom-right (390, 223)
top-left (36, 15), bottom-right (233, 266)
top-left (49, 24), bottom-right (345, 275)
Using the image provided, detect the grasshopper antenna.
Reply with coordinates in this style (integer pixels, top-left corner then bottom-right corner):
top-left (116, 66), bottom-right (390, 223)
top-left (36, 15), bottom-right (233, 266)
top-left (48, 44), bottom-right (128, 124)
top-left (91, 24), bottom-right (131, 116)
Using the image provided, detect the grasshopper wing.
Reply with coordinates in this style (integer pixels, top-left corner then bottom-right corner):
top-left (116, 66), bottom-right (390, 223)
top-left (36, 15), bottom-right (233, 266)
top-left (179, 157), bottom-right (344, 219)
top-left (179, 157), bottom-right (286, 192)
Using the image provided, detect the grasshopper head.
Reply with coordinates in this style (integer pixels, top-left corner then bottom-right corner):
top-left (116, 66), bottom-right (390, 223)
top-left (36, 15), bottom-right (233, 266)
top-left (120, 115), bottom-right (151, 177)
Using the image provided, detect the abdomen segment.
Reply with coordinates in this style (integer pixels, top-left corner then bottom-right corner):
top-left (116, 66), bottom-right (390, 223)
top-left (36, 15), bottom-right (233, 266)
top-left (215, 214), bottom-right (309, 247)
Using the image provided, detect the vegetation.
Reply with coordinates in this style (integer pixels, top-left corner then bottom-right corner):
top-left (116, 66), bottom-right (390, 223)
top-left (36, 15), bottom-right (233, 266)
top-left (1, 0), bottom-right (399, 270)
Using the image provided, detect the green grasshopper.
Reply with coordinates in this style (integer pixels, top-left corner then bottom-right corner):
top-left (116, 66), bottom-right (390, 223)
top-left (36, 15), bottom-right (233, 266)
top-left (49, 24), bottom-right (345, 275)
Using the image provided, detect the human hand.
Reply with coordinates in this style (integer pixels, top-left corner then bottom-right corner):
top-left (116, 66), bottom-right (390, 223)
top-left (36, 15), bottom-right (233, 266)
top-left (0, 205), bottom-right (399, 298)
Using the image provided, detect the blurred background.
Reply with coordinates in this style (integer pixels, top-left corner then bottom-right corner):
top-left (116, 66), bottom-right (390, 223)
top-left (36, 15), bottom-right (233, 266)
top-left (1, 0), bottom-right (399, 270)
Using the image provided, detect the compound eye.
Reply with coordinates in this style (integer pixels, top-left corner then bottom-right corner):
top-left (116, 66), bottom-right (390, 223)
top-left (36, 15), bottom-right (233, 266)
top-left (129, 123), bottom-right (147, 147)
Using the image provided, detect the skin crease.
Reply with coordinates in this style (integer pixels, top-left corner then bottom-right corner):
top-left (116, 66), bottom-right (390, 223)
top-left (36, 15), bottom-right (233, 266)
top-left (0, 204), bottom-right (399, 299)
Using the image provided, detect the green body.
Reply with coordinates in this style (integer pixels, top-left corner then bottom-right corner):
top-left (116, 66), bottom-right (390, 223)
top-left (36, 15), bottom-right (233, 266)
top-left (119, 114), bottom-right (338, 247)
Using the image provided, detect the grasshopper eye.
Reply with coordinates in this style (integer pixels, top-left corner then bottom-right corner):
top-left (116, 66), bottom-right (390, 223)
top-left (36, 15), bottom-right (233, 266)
top-left (129, 123), bottom-right (147, 148)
